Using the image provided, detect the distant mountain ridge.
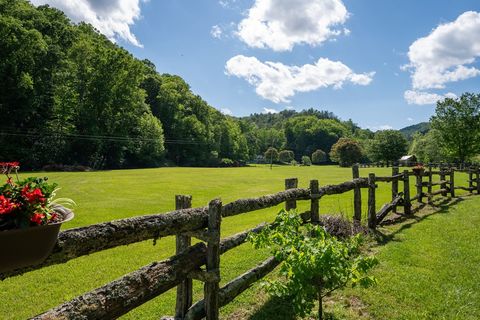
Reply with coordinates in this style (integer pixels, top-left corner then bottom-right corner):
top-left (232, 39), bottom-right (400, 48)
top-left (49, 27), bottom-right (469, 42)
top-left (399, 122), bottom-right (430, 140)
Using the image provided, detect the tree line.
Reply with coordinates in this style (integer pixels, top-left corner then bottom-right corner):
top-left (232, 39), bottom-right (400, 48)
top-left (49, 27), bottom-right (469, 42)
top-left (1, 1), bottom-right (478, 170)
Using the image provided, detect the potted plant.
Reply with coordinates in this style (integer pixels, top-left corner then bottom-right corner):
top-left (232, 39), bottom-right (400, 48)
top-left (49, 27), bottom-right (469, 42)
top-left (0, 162), bottom-right (74, 272)
top-left (412, 163), bottom-right (425, 176)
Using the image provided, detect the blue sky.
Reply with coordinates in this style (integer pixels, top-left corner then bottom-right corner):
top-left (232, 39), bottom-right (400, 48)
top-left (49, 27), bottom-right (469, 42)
top-left (32, 0), bottom-right (480, 130)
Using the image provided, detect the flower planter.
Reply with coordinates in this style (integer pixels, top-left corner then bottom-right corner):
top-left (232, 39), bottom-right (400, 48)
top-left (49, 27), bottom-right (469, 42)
top-left (0, 206), bottom-right (73, 273)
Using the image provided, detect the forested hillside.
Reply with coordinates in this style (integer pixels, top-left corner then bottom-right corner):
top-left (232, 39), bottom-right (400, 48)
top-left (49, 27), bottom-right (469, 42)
top-left (0, 0), bottom-right (250, 169)
top-left (0, 0), bottom-right (439, 170)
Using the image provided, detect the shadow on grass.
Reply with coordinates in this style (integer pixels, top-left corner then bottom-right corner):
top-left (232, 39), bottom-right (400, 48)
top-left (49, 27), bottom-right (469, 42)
top-left (373, 196), bottom-right (465, 246)
top-left (248, 295), bottom-right (341, 320)
top-left (248, 295), bottom-right (297, 320)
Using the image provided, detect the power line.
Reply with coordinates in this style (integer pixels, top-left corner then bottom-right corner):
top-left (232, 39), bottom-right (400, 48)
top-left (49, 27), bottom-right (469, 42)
top-left (0, 130), bottom-right (206, 145)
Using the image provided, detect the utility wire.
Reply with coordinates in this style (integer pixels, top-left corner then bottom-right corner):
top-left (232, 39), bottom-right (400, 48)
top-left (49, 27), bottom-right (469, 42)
top-left (0, 130), bottom-right (205, 145)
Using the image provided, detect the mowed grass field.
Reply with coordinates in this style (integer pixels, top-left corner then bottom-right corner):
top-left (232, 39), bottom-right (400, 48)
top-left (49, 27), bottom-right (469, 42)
top-left (0, 165), bottom-right (473, 319)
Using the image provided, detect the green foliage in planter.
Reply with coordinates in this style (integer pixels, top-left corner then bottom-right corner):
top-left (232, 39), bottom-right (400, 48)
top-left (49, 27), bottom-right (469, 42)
top-left (249, 209), bottom-right (378, 319)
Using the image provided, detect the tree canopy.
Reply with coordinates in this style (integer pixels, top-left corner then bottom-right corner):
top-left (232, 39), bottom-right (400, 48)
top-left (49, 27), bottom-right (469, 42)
top-left (430, 93), bottom-right (480, 162)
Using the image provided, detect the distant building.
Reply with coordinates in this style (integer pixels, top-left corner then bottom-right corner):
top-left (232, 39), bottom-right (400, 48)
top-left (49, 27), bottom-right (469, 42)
top-left (399, 155), bottom-right (417, 166)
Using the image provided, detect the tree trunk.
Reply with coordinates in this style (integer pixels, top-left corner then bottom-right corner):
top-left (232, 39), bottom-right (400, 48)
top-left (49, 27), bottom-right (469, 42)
top-left (318, 286), bottom-right (323, 320)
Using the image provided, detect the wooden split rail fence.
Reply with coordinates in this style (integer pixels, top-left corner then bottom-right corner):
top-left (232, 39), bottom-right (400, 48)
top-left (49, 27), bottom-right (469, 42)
top-left (2, 165), bottom-right (479, 319)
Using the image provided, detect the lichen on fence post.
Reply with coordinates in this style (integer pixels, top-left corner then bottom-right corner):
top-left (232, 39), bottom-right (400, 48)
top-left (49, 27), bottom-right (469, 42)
top-left (285, 178), bottom-right (298, 211)
top-left (175, 195), bottom-right (193, 319)
top-left (309, 180), bottom-right (320, 224)
top-left (403, 170), bottom-right (412, 215)
top-left (205, 199), bottom-right (222, 320)
top-left (352, 164), bottom-right (362, 222)
top-left (392, 167), bottom-right (399, 213)
top-left (367, 173), bottom-right (376, 229)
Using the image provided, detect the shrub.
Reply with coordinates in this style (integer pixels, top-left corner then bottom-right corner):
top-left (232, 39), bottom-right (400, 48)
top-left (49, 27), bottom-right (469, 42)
top-left (301, 155), bottom-right (312, 166)
top-left (279, 150), bottom-right (295, 163)
top-left (219, 158), bottom-right (235, 167)
top-left (249, 210), bottom-right (378, 319)
top-left (264, 147), bottom-right (279, 163)
top-left (330, 138), bottom-right (363, 167)
top-left (311, 149), bottom-right (327, 164)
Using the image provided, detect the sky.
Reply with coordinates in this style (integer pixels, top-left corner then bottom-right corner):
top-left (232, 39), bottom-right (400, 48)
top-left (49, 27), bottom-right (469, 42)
top-left (30, 0), bottom-right (480, 130)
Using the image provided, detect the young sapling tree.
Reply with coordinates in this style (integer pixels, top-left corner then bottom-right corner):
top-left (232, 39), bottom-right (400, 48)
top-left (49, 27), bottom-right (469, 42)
top-left (249, 209), bottom-right (378, 320)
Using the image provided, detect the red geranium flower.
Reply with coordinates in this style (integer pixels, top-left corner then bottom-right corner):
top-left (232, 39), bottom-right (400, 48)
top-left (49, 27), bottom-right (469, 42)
top-left (30, 212), bottom-right (45, 225)
top-left (0, 195), bottom-right (17, 215)
top-left (22, 186), bottom-right (46, 204)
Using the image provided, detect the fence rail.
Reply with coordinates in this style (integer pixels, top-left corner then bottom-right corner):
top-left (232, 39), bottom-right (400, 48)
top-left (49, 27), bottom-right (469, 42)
top-left (3, 165), bottom-right (480, 319)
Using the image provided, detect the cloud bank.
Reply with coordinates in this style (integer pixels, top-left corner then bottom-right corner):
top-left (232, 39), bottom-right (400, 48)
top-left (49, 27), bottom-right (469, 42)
top-left (403, 11), bottom-right (480, 104)
top-left (225, 55), bottom-right (374, 103)
top-left (31, 0), bottom-right (145, 47)
top-left (237, 0), bottom-right (349, 51)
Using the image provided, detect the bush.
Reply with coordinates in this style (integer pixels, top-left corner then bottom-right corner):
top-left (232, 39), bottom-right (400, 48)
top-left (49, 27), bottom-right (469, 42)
top-left (249, 210), bottom-right (377, 319)
top-left (290, 159), bottom-right (298, 166)
top-left (264, 147), bottom-right (279, 163)
top-left (311, 149), bottom-right (327, 164)
top-left (279, 150), bottom-right (295, 163)
top-left (330, 138), bottom-right (363, 167)
top-left (301, 156), bottom-right (312, 166)
top-left (219, 158), bottom-right (235, 167)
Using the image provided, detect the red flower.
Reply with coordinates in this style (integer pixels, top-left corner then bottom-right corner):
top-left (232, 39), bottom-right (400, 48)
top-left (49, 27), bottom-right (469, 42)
top-left (22, 186), bottom-right (46, 204)
top-left (0, 162), bottom-right (20, 174)
top-left (0, 195), bottom-right (17, 215)
top-left (30, 212), bottom-right (45, 225)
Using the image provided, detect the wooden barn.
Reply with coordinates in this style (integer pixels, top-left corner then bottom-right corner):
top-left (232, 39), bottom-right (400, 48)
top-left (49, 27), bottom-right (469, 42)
top-left (399, 155), bottom-right (417, 166)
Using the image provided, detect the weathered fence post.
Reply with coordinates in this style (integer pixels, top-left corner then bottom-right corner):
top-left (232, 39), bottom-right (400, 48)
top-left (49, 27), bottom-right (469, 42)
top-left (403, 170), bottom-right (412, 215)
top-left (368, 173), bottom-right (376, 229)
top-left (477, 168), bottom-right (480, 194)
top-left (392, 167), bottom-right (399, 213)
top-left (352, 164), bottom-right (362, 223)
top-left (468, 167), bottom-right (474, 193)
top-left (427, 165), bottom-right (433, 204)
top-left (440, 167), bottom-right (447, 197)
top-left (175, 195), bottom-right (193, 319)
top-left (309, 180), bottom-right (320, 224)
top-left (450, 169), bottom-right (455, 197)
top-left (205, 199), bottom-right (222, 320)
top-left (416, 171), bottom-right (423, 203)
top-left (285, 178), bottom-right (298, 211)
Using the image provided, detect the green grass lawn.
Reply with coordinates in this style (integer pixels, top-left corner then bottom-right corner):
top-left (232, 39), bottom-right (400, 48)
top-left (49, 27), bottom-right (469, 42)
top-left (0, 165), bottom-right (473, 319)
top-left (329, 194), bottom-right (480, 320)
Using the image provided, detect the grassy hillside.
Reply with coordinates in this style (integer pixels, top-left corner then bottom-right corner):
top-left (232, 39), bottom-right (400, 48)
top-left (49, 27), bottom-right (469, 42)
top-left (0, 165), bottom-right (473, 319)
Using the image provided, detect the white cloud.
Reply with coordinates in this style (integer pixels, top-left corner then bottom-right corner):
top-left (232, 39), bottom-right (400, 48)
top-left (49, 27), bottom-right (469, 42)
top-left (225, 55), bottom-right (374, 103)
top-left (220, 108), bottom-right (233, 115)
top-left (407, 117), bottom-right (414, 122)
top-left (31, 0), bottom-right (145, 47)
top-left (237, 0), bottom-right (349, 51)
top-left (404, 90), bottom-right (457, 105)
top-left (379, 125), bottom-right (393, 130)
top-left (367, 125), bottom-right (394, 132)
top-left (262, 107), bottom-right (279, 114)
top-left (211, 25), bottom-right (223, 39)
top-left (404, 11), bottom-right (480, 90)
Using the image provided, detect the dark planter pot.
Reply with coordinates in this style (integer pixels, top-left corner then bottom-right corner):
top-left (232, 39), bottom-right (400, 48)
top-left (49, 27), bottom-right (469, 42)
top-left (0, 206), bottom-right (74, 273)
